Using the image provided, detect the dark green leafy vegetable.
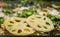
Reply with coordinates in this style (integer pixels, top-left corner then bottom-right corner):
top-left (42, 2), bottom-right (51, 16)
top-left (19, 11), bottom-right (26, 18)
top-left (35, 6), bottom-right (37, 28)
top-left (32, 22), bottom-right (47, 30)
top-left (2, 9), bottom-right (10, 15)
top-left (2, 9), bottom-right (15, 15)
top-left (47, 14), bottom-right (58, 21)
top-left (18, 9), bottom-right (37, 18)
top-left (39, 1), bottom-right (45, 7)
top-left (18, 13), bottom-right (26, 18)
top-left (52, 21), bottom-right (58, 26)
top-left (0, 17), bottom-right (4, 27)
top-left (21, 0), bottom-right (28, 6)
top-left (51, 16), bottom-right (58, 21)
top-left (47, 14), bottom-right (58, 25)
top-left (26, 12), bottom-right (32, 16)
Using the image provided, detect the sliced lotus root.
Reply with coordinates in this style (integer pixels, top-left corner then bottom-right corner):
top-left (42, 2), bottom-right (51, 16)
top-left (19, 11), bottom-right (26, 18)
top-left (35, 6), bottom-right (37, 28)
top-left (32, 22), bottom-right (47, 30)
top-left (4, 17), bottom-right (35, 35)
top-left (27, 15), bottom-right (54, 32)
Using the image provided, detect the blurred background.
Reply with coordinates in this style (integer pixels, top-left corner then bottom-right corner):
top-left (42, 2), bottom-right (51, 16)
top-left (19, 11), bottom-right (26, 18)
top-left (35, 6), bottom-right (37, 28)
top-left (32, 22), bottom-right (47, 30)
top-left (0, 0), bottom-right (60, 7)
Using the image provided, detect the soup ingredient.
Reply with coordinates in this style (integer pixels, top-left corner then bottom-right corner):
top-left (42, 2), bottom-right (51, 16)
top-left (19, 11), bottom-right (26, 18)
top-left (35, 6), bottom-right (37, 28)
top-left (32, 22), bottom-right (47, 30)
top-left (4, 17), bottom-right (35, 35)
top-left (52, 4), bottom-right (60, 8)
top-left (18, 9), bottom-right (37, 18)
top-left (47, 14), bottom-right (58, 25)
top-left (27, 15), bottom-right (54, 32)
top-left (2, 9), bottom-right (14, 15)
top-left (21, 0), bottom-right (28, 6)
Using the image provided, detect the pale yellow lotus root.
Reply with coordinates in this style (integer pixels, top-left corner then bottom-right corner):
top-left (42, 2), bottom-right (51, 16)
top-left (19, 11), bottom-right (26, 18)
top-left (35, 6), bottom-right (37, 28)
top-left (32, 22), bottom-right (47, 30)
top-left (4, 17), bottom-right (35, 35)
top-left (26, 15), bottom-right (54, 32)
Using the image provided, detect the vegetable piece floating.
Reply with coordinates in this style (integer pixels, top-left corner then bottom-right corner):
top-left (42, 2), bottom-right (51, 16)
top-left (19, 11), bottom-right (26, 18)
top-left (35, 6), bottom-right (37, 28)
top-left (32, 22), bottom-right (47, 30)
top-left (27, 15), bottom-right (54, 32)
top-left (3, 17), bottom-right (35, 35)
top-left (18, 9), bottom-right (37, 18)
